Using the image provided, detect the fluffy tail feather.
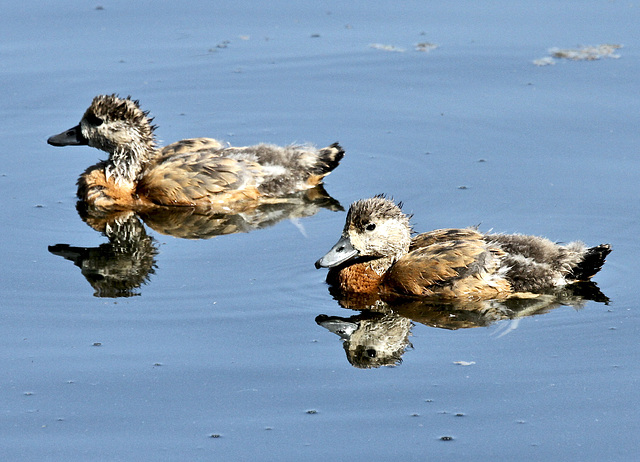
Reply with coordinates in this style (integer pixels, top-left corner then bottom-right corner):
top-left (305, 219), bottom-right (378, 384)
top-left (314, 142), bottom-right (345, 176)
top-left (571, 244), bottom-right (612, 281)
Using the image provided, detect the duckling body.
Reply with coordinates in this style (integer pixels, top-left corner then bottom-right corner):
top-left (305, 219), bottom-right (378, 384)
top-left (316, 196), bottom-right (611, 300)
top-left (48, 95), bottom-right (344, 210)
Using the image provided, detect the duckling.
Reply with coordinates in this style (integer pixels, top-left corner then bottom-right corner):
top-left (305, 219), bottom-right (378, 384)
top-left (47, 94), bottom-right (344, 210)
top-left (315, 196), bottom-right (611, 300)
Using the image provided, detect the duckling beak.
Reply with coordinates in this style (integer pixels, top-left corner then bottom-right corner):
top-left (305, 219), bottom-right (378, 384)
top-left (315, 235), bottom-right (359, 268)
top-left (47, 125), bottom-right (88, 147)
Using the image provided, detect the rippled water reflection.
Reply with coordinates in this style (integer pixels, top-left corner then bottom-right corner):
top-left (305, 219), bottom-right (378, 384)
top-left (2, 1), bottom-right (638, 461)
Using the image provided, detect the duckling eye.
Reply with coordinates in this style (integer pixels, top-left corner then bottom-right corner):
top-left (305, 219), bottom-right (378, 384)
top-left (85, 113), bottom-right (104, 127)
top-left (365, 223), bottom-right (376, 232)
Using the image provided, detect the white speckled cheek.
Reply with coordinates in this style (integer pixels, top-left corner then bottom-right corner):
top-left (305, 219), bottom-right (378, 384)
top-left (373, 219), bottom-right (410, 256)
top-left (347, 227), bottom-right (368, 253)
top-left (80, 120), bottom-right (93, 139)
top-left (81, 122), bottom-right (103, 149)
top-left (108, 122), bottom-right (136, 145)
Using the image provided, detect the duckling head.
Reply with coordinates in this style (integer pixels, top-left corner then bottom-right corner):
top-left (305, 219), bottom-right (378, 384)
top-left (48, 94), bottom-right (157, 155)
top-left (48, 95), bottom-right (158, 185)
top-left (316, 196), bottom-right (412, 269)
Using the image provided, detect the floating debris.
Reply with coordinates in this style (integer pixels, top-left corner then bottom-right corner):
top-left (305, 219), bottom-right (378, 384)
top-left (415, 42), bottom-right (438, 52)
top-left (534, 44), bottom-right (622, 66)
top-left (551, 44), bottom-right (622, 60)
top-left (208, 40), bottom-right (231, 52)
top-left (369, 43), bottom-right (405, 53)
top-left (533, 57), bottom-right (556, 66)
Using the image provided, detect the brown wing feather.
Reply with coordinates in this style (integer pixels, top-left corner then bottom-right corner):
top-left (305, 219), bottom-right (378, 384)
top-left (159, 138), bottom-right (224, 156)
top-left (384, 229), bottom-right (512, 298)
top-left (138, 152), bottom-right (262, 206)
top-left (410, 228), bottom-right (484, 249)
top-left (385, 239), bottom-right (487, 296)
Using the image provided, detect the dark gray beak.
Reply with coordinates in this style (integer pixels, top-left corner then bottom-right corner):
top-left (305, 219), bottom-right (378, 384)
top-left (47, 125), bottom-right (88, 146)
top-left (315, 234), bottom-right (359, 269)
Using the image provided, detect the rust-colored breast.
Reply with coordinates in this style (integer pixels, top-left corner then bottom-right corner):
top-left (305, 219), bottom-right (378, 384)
top-left (329, 263), bottom-right (384, 294)
top-left (77, 164), bottom-right (146, 210)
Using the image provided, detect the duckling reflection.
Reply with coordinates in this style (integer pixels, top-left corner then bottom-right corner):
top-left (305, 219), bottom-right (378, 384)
top-left (50, 187), bottom-right (341, 297)
top-left (317, 282), bottom-right (609, 368)
top-left (138, 185), bottom-right (342, 239)
top-left (49, 210), bottom-right (157, 298)
top-left (317, 309), bottom-right (413, 368)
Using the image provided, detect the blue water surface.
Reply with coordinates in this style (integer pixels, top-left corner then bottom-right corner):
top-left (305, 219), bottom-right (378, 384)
top-left (1, 1), bottom-right (638, 461)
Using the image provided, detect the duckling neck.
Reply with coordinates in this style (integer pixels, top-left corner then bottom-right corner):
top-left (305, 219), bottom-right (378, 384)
top-left (105, 142), bottom-right (155, 186)
top-left (368, 255), bottom-right (396, 276)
